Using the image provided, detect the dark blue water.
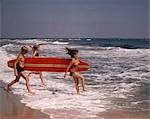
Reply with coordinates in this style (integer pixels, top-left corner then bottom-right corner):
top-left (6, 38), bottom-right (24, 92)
top-left (70, 38), bottom-right (149, 48)
top-left (0, 38), bottom-right (149, 49)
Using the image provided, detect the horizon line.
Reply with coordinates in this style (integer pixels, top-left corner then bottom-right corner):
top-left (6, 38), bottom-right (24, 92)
top-left (0, 37), bottom-right (149, 40)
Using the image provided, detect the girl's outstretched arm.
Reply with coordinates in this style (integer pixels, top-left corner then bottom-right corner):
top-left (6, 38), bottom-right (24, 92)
top-left (64, 59), bottom-right (74, 79)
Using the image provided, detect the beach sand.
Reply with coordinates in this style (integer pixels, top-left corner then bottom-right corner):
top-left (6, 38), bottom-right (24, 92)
top-left (0, 81), bottom-right (49, 119)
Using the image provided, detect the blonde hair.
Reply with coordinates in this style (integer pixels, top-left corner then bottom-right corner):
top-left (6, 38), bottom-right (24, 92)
top-left (21, 46), bottom-right (28, 52)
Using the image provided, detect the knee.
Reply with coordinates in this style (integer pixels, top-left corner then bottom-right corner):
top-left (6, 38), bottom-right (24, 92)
top-left (75, 82), bottom-right (79, 87)
top-left (28, 73), bottom-right (31, 76)
top-left (80, 76), bottom-right (84, 80)
top-left (24, 76), bottom-right (29, 81)
top-left (14, 79), bottom-right (19, 82)
top-left (26, 77), bottom-right (29, 81)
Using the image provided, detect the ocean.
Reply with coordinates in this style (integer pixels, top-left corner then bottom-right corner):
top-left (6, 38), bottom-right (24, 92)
top-left (0, 38), bottom-right (149, 119)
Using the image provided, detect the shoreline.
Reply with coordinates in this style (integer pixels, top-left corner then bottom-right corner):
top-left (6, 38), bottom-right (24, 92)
top-left (0, 81), bottom-right (50, 119)
top-left (0, 80), bottom-right (149, 119)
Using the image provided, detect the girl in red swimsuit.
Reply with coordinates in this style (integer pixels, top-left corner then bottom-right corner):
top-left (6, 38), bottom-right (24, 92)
top-left (64, 48), bottom-right (86, 95)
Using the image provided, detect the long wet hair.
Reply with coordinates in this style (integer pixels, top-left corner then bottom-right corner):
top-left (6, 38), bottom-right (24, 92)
top-left (66, 47), bottom-right (79, 58)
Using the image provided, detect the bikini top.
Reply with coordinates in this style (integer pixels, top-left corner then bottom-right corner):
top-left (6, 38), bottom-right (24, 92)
top-left (35, 52), bottom-right (39, 56)
top-left (71, 59), bottom-right (80, 68)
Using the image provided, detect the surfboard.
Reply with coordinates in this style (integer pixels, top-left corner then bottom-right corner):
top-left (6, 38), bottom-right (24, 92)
top-left (7, 57), bottom-right (89, 72)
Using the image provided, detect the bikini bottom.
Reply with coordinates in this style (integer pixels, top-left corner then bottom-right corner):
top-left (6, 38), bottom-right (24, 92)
top-left (17, 66), bottom-right (24, 73)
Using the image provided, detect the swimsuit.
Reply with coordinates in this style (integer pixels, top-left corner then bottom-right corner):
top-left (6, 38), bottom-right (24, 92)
top-left (16, 63), bottom-right (24, 72)
top-left (70, 61), bottom-right (79, 76)
top-left (16, 53), bottom-right (25, 72)
top-left (35, 52), bottom-right (39, 56)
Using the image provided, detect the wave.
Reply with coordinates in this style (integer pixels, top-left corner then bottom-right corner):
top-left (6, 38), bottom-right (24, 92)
top-left (86, 38), bottom-right (92, 41)
top-left (0, 47), bottom-right (15, 73)
top-left (68, 38), bottom-right (81, 41)
top-left (52, 41), bottom-right (69, 45)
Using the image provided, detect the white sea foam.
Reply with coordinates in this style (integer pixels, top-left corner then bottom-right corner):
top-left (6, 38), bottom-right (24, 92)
top-left (0, 39), bottom-right (149, 118)
top-left (9, 39), bottom-right (49, 45)
top-left (86, 38), bottom-right (92, 41)
top-left (52, 41), bottom-right (69, 45)
top-left (68, 38), bottom-right (81, 41)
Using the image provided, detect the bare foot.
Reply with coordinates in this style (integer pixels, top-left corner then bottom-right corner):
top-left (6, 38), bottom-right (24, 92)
top-left (4, 86), bottom-right (11, 92)
top-left (42, 82), bottom-right (46, 86)
top-left (77, 91), bottom-right (80, 95)
top-left (28, 91), bottom-right (35, 96)
top-left (83, 88), bottom-right (87, 92)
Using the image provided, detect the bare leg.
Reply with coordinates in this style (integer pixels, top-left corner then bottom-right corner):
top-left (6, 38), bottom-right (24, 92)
top-left (6, 74), bottom-right (21, 91)
top-left (73, 76), bottom-right (80, 95)
top-left (28, 72), bottom-right (32, 77)
top-left (81, 78), bottom-right (86, 91)
top-left (39, 72), bottom-right (45, 85)
top-left (79, 75), bottom-right (86, 91)
top-left (28, 71), bottom-right (39, 77)
top-left (28, 72), bottom-right (45, 85)
top-left (20, 72), bottom-right (35, 95)
top-left (75, 72), bottom-right (86, 91)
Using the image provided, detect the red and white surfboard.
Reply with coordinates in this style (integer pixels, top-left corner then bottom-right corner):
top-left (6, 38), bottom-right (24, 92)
top-left (7, 57), bottom-right (89, 72)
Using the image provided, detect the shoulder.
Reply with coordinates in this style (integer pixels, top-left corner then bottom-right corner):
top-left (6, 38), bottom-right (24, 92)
top-left (18, 53), bottom-right (22, 57)
top-left (69, 58), bottom-right (75, 64)
top-left (18, 53), bottom-right (23, 58)
top-left (71, 58), bottom-right (76, 62)
top-left (15, 53), bottom-right (23, 62)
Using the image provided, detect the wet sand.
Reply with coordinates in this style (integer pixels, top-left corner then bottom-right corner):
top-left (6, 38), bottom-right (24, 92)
top-left (98, 109), bottom-right (149, 119)
top-left (0, 81), bottom-right (149, 119)
top-left (0, 81), bottom-right (49, 119)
